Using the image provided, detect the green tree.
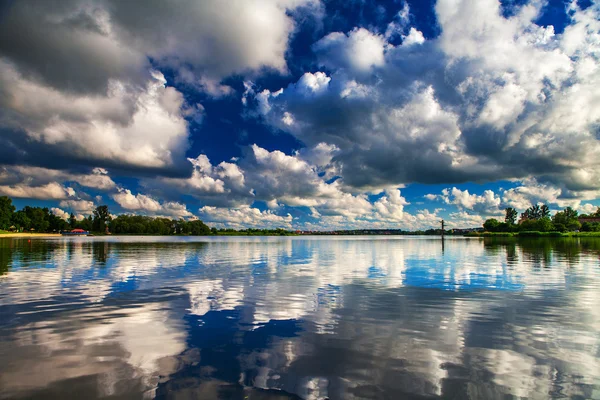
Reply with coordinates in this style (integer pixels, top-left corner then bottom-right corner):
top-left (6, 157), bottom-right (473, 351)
top-left (20, 206), bottom-right (50, 232)
top-left (552, 207), bottom-right (581, 231)
top-left (483, 218), bottom-right (501, 232)
top-left (11, 210), bottom-right (31, 231)
top-left (520, 217), bottom-right (553, 232)
top-left (48, 212), bottom-right (68, 232)
top-left (504, 207), bottom-right (518, 225)
top-left (581, 222), bottom-right (600, 232)
top-left (93, 205), bottom-right (111, 233)
top-left (78, 216), bottom-right (93, 231)
top-left (520, 204), bottom-right (549, 222)
top-left (0, 196), bottom-right (15, 230)
top-left (69, 213), bottom-right (77, 228)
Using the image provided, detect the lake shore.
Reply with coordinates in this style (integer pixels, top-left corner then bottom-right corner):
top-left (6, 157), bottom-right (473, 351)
top-left (466, 231), bottom-right (600, 238)
top-left (0, 232), bottom-right (62, 237)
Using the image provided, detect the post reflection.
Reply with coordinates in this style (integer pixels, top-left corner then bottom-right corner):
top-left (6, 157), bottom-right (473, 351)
top-left (0, 236), bottom-right (599, 399)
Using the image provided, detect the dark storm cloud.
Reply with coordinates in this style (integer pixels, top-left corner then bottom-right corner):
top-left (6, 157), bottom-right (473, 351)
top-left (0, 0), bottom-right (148, 95)
top-left (0, 0), bottom-right (320, 178)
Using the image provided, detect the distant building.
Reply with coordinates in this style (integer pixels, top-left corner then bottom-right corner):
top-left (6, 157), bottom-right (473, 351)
top-left (579, 217), bottom-right (600, 224)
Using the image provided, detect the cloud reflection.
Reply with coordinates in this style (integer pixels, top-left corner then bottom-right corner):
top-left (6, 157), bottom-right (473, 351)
top-left (0, 237), bottom-right (599, 399)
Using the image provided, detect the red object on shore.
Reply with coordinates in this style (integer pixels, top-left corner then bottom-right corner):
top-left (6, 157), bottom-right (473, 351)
top-left (71, 229), bottom-right (87, 233)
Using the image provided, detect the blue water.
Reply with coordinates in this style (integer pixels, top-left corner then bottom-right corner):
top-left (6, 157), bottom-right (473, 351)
top-left (0, 236), bottom-right (599, 399)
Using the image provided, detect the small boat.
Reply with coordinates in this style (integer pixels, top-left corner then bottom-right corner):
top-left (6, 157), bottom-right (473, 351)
top-left (61, 229), bottom-right (90, 236)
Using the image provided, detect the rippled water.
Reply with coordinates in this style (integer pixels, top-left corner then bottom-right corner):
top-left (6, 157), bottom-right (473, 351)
top-left (1, 236), bottom-right (599, 399)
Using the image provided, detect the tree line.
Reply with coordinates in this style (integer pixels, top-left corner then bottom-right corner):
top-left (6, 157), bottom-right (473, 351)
top-left (483, 205), bottom-right (600, 233)
top-left (0, 197), bottom-right (215, 235)
top-left (0, 196), bottom-right (293, 236)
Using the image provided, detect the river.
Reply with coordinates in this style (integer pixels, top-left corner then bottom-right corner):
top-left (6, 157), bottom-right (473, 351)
top-left (0, 236), bottom-right (599, 399)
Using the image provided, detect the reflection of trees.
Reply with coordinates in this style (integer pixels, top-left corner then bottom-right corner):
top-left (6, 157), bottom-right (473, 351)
top-left (0, 239), bottom-right (13, 275)
top-left (483, 238), bottom-right (519, 266)
top-left (580, 239), bottom-right (600, 264)
top-left (0, 238), bottom-right (60, 274)
top-left (483, 237), bottom-right (600, 267)
top-left (518, 238), bottom-right (554, 267)
top-left (92, 241), bottom-right (109, 265)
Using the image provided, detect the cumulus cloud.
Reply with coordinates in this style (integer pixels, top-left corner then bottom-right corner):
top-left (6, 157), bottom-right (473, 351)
top-left (0, 182), bottom-right (75, 200)
top-left (198, 206), bottom-right (293, 229)
top-left (256, 73), bottom-right (477, 190)
top-left (50, 208), bottom-right (70, 221)
top-left (0, 0), bottom-right (321, 177)
top-left (434, 187), bottom-right (502, 215)
top-left (149, 143), bottom-right (342, 209)
top-left (112, 188), bottom-right (193, 218)
top-left (426, 177), bottom-right (600, 220)
top-left (0, 0), bottom-right (320, 94)
top-left (251, 0), bottom-right (600, 199)
top-left (0, 166), bottom-right (116, 192)
top-left (107, 0), bottom-right (321, 83)
top-left (1, 0), bottom-right (598, 230)
top-left (158, 155), bottom-right (227, 195)
top-left (0, 65), bottom-right (190, 172)
top-left (313, 28), bottom-right (387, 73)
top-left (59, 199), bottom-right (96, 214)
top-left (501, 178), bottom-right (600, 210)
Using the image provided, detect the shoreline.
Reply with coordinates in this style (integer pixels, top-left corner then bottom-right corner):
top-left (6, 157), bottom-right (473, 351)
top-left (0, 233), bottom-right (63, 238)
top-left (465, 231), bottom-right (600, 238)
top-left (2, 232), bottom-right (599, 238)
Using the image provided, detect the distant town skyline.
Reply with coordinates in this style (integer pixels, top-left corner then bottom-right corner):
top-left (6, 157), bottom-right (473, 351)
top-left (0, 0), bottom-right (599, 230)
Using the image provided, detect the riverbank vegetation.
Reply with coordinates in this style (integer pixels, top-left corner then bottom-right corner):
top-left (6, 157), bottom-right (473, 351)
top-left (467, 231), bottom-right (600, 237)
top-left (478, 205), bottom-right (600, 237)
top-left (0, 196), bottom-right (295, 236)
top-left (2, 196), bottom-right (599, 237)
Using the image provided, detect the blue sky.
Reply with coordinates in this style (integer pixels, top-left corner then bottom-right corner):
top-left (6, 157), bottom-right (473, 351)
top-left (0, 0), bottom-right (599, 230)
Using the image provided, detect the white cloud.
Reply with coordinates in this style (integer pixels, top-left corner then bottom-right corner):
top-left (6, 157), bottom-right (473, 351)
top-left (577, 203), bottom-right (599, 215)
top-left (294, 72), bottom-right (332, 95)
top-left (313, 28), bottom-right (386, 72)
top-left (59, 199), bottom-right (96, 214)
top-left (0, 166), bottom-right (116, 192)
top-left (0, 182), bottom-right (74, 200)
top-left (249, 0), bottom-right (600, 198)
top-left (50, 207), bottom-right (70, 221)
top-left (160, 155), bottom-right (227, 194)
top-left (440, 187), bottom-right (502, 214)
top-left (447, 211), bottom-right (490, 228)
top-left (0, 0), bottom-right (323, 179)
top-left (112, 188), bottom-right (192, 218)
top-left (75, 168), bottom-right (116, 190)
top-left (402, 27), bottom-right (425, 46)
top-left (373, 189), bottom-right (410, 221)
top-left (199, 206), bottom-right (292, 229)
top-left (112, 189), bottom-right (162, 212)
top-left (0, 66), bottom-right (190, 170)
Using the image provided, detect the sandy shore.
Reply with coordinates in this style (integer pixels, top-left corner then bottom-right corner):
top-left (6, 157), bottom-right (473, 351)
top-left (0, 233), bottom-right (62, 238)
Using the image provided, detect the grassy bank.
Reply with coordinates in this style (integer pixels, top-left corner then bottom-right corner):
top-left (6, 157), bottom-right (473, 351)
top-left (466, 231), bottom-right (600, 238)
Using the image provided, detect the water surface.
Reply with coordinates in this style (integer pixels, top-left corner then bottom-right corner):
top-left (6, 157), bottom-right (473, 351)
top-left (1, 236), bottom-right (599, 399)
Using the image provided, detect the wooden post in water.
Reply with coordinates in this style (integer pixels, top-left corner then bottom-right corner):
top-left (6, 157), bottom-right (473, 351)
top-left (440, 219), bottom-right (445, 239)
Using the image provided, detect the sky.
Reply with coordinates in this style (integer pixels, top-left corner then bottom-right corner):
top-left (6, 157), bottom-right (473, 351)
top-left (0, 0), bottom-right (599, 231)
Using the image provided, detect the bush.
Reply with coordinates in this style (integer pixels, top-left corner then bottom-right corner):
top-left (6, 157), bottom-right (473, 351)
top-left (581, 222), bottom-right (600, 232)
top-left (519, 218), bottom-right (553, 232)
top-left (518, 231), bottom-right (563, 237)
